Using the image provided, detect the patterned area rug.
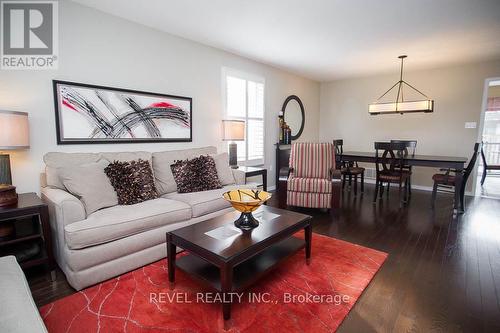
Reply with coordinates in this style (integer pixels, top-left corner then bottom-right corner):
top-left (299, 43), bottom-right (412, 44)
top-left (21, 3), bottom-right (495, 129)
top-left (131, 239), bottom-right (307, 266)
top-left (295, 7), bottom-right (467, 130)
top-left (40, 233), bottom-right (387, 332)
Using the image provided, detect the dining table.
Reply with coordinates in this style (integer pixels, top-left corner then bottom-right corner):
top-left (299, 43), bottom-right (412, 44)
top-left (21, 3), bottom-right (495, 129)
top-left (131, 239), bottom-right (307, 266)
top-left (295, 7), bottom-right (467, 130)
top-left (337, 151), bottom-right (469, 213)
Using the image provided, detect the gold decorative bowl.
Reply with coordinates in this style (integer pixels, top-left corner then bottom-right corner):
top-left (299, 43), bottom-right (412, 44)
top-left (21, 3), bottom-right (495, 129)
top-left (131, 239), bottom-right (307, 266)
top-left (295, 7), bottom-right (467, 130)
top-left (222, 189), bottom-right (272, 230)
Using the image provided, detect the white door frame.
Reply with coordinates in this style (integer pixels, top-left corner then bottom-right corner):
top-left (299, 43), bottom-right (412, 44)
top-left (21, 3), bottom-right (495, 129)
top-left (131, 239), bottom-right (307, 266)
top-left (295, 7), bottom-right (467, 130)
top-left (474, 77), bottom-right (500, 196)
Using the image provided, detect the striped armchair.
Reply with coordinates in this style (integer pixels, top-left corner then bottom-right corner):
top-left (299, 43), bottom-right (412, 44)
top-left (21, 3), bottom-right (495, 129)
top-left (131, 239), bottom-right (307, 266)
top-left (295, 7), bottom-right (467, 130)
top-left (278, 142), bottom-right (342, 211)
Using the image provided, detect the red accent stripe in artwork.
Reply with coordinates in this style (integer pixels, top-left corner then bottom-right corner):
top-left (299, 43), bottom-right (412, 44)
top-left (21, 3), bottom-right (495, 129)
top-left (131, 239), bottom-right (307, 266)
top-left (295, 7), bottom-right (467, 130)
top-left (149, 101), bottom-right (177, 108)
top-left (62, 99), bottom-right (79, 112)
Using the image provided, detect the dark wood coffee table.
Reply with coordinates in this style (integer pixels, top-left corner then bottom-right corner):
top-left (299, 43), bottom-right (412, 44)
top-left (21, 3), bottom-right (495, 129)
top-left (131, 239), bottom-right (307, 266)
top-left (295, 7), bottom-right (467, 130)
top-left (166, 205), bottom-right (312, 320)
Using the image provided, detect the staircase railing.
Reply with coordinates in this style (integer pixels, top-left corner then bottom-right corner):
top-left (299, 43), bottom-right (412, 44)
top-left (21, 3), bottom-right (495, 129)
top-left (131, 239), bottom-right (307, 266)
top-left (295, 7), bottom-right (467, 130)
top-left (481, 141), bottom-right (500, 167)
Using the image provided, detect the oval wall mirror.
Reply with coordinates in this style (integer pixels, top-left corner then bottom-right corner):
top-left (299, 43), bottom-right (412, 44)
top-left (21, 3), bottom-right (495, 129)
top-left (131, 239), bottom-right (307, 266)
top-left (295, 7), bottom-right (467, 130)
top-left (282, 95), bottom-right (305, 141)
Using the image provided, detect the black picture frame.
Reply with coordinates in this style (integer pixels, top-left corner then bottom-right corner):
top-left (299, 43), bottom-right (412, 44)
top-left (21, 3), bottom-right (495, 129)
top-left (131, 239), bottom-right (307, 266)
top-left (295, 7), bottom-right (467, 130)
top-left (281, 95), bottom-right (305, 141)
top-left (53, 80), bottom-right (193, 144)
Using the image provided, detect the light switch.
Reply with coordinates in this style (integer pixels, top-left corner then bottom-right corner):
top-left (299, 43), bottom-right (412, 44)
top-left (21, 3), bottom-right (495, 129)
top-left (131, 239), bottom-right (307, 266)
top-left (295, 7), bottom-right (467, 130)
top-left (465, 122), bottom-right (477, 129)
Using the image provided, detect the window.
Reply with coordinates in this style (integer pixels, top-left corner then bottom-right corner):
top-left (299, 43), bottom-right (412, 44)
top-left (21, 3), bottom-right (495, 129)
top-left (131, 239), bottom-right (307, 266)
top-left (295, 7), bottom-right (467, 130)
top-left (223, 68), bottom-right (265, 166)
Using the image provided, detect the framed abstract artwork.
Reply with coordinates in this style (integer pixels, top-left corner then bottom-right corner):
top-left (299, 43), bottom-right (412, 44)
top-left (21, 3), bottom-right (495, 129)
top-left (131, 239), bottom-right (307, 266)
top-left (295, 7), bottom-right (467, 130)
top-left (52, 80), bottom-right (192, 144)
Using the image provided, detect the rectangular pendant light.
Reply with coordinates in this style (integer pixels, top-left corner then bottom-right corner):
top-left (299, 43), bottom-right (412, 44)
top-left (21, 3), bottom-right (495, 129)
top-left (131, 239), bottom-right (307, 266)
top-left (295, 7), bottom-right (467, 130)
top-left (369, 55), bottom-right (434, 115)
top-left (369, 100), bottom-right (434, 115)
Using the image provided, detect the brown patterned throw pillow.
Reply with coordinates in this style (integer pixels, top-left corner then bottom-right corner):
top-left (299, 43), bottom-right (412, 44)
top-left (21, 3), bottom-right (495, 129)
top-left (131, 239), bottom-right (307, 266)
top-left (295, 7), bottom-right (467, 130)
top-left (104, 159), bottom-right (158, 205)
top-left (171, 155), bottom-right (222, 193)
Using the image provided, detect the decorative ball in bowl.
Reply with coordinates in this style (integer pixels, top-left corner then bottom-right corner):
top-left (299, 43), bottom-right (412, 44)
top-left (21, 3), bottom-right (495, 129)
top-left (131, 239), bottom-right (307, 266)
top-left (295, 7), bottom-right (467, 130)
top-left (222, 189), bottom-right (272, 230)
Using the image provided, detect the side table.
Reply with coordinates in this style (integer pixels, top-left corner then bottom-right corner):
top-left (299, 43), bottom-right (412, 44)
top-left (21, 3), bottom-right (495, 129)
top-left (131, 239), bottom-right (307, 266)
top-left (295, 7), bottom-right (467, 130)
top-left (238, 166), bottom-right (267, 191)
top-left (0, 192), bottom-right (56, 280)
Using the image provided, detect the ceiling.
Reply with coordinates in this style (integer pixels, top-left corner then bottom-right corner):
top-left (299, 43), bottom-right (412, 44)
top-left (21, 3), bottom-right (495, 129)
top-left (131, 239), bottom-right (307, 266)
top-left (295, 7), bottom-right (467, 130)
top-left (73, 0), bottom-right (500, 82)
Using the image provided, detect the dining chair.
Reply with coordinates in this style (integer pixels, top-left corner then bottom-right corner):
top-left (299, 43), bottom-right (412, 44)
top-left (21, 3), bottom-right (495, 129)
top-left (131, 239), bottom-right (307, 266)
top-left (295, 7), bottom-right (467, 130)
top-left (431, 143), bottom-right (480, 209)
top-left (373, 141), bottom-right (410, 204)
top-left (333, 139), bottom-right (365, 195)
top-left (390, 140), bottom-right (417, 197)
top-left (480, 141), bottom-right (500, 185)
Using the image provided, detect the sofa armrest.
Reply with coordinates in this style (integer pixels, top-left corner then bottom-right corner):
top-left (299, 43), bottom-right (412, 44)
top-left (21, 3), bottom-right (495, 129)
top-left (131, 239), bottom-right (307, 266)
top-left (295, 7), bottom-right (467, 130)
top-left (41, 187), bottom-right (86, 227)
top-left (232, 168), bottom-right (246, 185)
top-left (331, 168), bottom-right (342, 211)
top-left (41, 187), bottom-right (85, 270)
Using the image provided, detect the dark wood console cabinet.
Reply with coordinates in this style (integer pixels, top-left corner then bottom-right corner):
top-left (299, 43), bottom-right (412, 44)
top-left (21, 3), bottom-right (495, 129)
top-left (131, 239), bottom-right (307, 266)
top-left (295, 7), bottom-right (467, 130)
top-left (275, 143), bottom-right (291, 189)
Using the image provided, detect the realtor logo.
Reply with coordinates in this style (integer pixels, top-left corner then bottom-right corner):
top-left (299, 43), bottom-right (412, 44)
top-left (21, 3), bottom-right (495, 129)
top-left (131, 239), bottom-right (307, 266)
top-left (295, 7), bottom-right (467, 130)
top-left (1, 0), bottom-right (58, 69)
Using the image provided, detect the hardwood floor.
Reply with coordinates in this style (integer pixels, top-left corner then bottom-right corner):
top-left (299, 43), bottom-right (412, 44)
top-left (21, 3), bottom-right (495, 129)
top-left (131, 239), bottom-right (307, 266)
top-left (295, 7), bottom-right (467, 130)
top-left (476, 174), bottom-right (500, 199)
top-left (26, 184), bottom-right (500, 332)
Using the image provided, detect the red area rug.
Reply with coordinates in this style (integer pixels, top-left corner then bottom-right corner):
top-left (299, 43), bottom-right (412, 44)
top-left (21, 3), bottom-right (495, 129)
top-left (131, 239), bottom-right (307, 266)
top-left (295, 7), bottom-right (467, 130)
top-left (40, 233), bottom-right (387, 332)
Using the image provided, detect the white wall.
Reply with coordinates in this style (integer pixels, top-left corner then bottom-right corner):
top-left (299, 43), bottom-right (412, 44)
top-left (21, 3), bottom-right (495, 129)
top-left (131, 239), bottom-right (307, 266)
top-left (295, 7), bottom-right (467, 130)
top-left (0, 1), bottom-right (320, 193)
top-left (320, 60), bottom-right (500, 191)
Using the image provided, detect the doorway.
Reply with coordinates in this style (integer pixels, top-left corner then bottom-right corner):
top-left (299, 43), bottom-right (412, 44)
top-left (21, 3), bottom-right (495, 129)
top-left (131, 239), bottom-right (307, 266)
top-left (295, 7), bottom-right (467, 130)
top-left (476, 79), bottom-right (500, 198)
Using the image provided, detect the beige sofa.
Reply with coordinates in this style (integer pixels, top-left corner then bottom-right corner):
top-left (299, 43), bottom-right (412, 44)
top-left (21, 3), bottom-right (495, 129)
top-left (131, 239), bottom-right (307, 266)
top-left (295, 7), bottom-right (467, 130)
top-left (41, 146), bottom-right (252, 290)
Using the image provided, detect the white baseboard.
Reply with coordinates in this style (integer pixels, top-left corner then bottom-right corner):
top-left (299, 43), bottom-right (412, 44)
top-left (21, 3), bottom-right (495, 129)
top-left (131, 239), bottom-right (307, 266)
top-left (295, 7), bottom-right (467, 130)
top-left (362, 178), bottom-right (433, 191)
top-left (362, 178), bottom-right (474, 196)
top-left (266, 180), bottom-right (474, 197)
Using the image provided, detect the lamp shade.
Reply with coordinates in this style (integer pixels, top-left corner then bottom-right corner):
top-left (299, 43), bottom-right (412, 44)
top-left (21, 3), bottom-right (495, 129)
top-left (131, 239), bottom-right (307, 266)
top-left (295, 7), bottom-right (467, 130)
top-left (0, 111), bottom-right (30, 150)
top-left (222, 120), bottom-right (245, 141)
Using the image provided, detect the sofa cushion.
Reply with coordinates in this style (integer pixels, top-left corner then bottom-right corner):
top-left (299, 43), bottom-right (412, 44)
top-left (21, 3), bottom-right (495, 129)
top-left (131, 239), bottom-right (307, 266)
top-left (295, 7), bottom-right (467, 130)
top-left (44, 152), bottom-right (100, 189)
top-left (64, 198), bottom-right (191, 249)
top-left (43, 151), bottom-right (152, 190)
top-left (59, 160), bottom-right (118, 215)
top-left (105, 159), bottom-right (158, 205)
top-left (287, 191), bottom-right (332, 209)
top-left (211, 152), bottom-right (236, 186)
top-left (162, 184), bottom-right (254, 218)
top-left (100, 151), bottom-right (152, 165)
top-left (287, 177), bottom-right (332, 194)
top-left (171, 155), bottom-right (222, 193)
top-left (0, 256), bottom-right (48, 332)
top-left (152, 146), bottom-right (217, 195)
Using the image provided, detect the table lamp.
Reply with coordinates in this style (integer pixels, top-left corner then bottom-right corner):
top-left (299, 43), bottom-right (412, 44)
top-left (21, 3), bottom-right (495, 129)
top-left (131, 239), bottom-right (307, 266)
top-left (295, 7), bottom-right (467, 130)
top-left (0, 110), bottom-right (30, 207)
top-left (222, 120), bottom-right (245, 169)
